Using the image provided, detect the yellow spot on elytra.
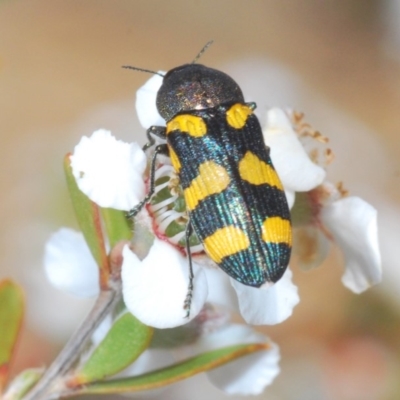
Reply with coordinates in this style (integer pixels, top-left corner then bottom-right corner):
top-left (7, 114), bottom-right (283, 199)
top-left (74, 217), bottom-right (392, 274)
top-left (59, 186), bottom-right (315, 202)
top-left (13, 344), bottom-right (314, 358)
top-left (168, 146), bottom-right (181, 173)
top-left (226, 103), bottom-right (253, 129)
top-left (262, 217), bottom-right (292, 246)
top-left (203, 226), bottom-right (250, 263)
top-left (166, 115), bottom-right (207, 137)
top-left (238, 151), bottom-right (283, 188)
top-left (184, 161), bottom-right (230, 211)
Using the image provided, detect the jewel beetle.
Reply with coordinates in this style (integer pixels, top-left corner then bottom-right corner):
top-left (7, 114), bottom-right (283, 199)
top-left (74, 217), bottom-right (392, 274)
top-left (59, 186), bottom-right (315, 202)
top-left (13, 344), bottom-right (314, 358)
top-left (125, 44), bottom-right (292, 314)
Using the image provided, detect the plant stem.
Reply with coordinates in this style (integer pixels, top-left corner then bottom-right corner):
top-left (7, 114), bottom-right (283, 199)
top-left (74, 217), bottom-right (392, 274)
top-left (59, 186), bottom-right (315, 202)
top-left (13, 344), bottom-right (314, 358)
top-left (23, 286), bottom-right (121, 400)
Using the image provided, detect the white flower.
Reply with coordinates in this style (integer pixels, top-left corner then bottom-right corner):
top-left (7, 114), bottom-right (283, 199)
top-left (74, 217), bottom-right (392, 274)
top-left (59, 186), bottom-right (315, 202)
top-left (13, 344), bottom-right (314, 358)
top-left (135, 72), bottom-right (165, 129)
top-left (122, 239), bottom-right (298, 328)
top-left (320, 194), bottom-right (381, 293)
top-left (44, 228), bottom-right (99, 297)
top-left (121, 240), bottom-right (208, 329)
top-left (204, 265), bottom-right (298, 326)
top-left (231, 269), bottom-right (299, 325)
top-left (263, 108), bottom-right (326, 208)
top-left (262, 109), bottom-right (381, 293)
top-left (44, 226), bottom-right (298, 329)
top-left (290, 173), bottom-right (381, 294)
top-left (70, 129), bottom-right (147, 210)
top-left (190, 324), bottom-right (280, 395)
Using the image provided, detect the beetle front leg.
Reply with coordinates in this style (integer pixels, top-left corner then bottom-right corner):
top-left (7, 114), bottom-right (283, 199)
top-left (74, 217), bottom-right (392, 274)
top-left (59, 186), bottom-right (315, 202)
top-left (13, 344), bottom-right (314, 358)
top-left (126, 143), bottom-right (169, 218)
top-left (142, 126), bottom-right (167, 152)
top-left (183, 221), bottom-right (195, 318)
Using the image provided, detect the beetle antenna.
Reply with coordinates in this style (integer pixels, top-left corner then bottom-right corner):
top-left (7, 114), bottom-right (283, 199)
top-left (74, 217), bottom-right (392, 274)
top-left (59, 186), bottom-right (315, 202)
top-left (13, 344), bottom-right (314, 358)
top-left (122, 65), bottom-right (164, 77)
top-left (192, 40), bottom-right (214, 64)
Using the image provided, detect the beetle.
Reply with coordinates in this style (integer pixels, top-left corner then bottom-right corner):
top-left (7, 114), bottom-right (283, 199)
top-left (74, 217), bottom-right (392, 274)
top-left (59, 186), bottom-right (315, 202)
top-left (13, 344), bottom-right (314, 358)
top-left (125, 44), bottom-right (292, 315)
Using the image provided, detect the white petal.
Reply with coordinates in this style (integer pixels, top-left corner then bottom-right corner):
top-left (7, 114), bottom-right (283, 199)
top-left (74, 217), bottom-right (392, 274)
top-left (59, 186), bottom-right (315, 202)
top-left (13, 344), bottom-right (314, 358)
top-left (135, 73), bottom-right (166, 129)
top-left (194, 324), bottom-right (280, 395)
top-left (122, 240), bottom-right (208, 328)
top-left (208, 343), bottom-right (280, 396)
top-left (321, 196), bottom-right (382, 293)
top-left (263, 108), bottom-right (326, 192)
top-left (232, 268), bottom-right (299, 325)
top-left (203, 266), bottom-right (239, 310)
top-left (285, 189), bottom-right (295, 209)
top-left (44, 228), bottom-right (99, 297)
top-left (70, 130), bottom-right (146, 210)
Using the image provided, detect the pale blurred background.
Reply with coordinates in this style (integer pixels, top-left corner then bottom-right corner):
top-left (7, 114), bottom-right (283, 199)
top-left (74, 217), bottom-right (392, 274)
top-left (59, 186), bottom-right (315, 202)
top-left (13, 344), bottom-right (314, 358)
top-left (1, 1), bottom-right (400, 399)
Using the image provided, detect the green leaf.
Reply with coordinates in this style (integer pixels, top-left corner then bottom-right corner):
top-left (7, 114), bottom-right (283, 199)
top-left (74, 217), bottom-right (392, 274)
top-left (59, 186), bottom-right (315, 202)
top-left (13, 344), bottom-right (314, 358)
top-left (73, 313), bottom-right (153, 384)
top-left (74, 343), bottom-right (269, 395)
top-left (101, 208), bottom-right (132, 248)
top-left (64, 155), bottom-right (109, 273)
top-left (3, 368), bottom-right (43, 400)
top-left (0, 280), bottom-right (24, 392)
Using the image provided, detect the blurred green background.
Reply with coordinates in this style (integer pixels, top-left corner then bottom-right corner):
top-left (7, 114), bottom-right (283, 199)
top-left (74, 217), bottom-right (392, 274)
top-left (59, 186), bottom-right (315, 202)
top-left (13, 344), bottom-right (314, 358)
top-left (1, 1), bottom-right (400, 399)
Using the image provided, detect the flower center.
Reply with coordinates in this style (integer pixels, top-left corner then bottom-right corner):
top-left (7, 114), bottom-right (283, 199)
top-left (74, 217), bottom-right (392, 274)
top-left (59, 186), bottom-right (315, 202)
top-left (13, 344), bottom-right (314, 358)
top-left (147, 162), bottom-right (204, 254)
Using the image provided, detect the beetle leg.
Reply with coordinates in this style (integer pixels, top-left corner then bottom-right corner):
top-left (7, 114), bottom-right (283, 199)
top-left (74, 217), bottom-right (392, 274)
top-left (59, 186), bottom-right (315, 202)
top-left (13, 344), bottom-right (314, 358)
top-left (246, 101), bottom-right (257, 111)
top-left (142, 126), bottom-right (166, 152)
top-left (183, 221), bottom-right (195, 318)
top-left (126, 143), bottom-right (169, 218)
